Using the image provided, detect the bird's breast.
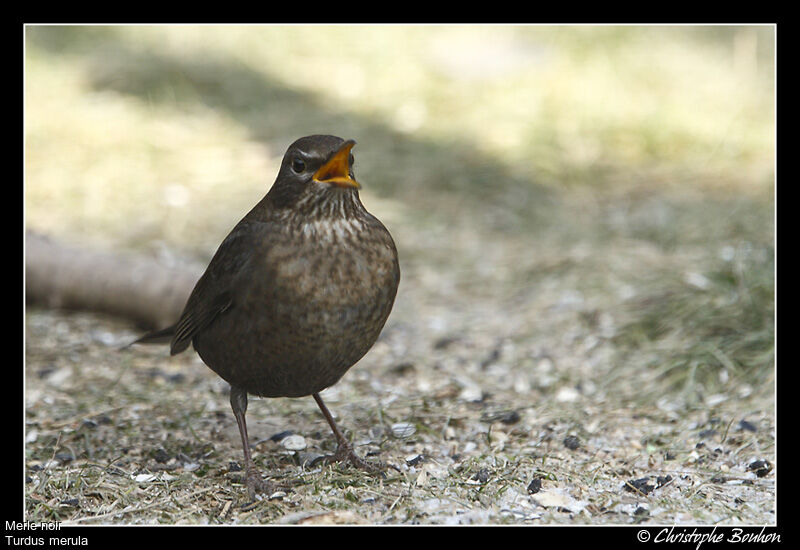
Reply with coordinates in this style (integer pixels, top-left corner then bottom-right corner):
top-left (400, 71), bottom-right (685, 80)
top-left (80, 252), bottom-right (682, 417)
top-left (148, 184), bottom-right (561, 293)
top-left (257, 217), bottom-right (398, 324)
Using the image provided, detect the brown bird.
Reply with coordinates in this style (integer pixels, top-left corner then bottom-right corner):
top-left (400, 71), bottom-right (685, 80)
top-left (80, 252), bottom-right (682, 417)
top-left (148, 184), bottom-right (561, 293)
top-left (131, 135), bottom-right (400, 499)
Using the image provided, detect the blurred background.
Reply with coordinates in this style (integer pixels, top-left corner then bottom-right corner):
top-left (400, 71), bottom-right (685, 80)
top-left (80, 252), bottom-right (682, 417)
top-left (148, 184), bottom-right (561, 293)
top-left (24, 24), bottom-right (775, 395)
top-left (24, 25), bottom-right (775, 523)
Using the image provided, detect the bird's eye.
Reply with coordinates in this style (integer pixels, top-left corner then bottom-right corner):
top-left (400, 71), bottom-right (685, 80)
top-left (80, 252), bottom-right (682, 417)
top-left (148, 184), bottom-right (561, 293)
top-left (291, 158), bottom-right (306, 173)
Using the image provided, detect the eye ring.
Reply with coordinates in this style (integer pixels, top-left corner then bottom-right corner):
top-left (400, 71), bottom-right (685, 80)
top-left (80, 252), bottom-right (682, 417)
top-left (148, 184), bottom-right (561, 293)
top-left (291, 158), bottom-right (306, 173)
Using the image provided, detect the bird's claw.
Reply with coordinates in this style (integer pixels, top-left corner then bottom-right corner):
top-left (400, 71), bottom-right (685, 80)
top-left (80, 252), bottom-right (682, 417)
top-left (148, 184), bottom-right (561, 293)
top-left (322, 442), bottom-right (399, 475)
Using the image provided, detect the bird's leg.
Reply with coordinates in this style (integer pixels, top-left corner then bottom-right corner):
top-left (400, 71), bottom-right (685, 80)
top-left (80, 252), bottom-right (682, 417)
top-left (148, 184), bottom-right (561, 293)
top-left (312, 392), bottom-right (396, 474)
top-left (230, 385), bottom-right (275, 500)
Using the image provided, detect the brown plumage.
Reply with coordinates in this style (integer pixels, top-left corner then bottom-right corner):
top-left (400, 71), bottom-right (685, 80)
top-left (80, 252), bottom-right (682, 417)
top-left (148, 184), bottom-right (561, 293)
top-left (132, 135), bottom-right (400, 499)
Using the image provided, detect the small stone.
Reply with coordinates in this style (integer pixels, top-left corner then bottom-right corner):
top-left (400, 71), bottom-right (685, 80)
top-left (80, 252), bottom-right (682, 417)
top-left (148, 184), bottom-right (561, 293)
top-left (698, 429), bottom-right (717, 439)
top-left (133, 473), bottom-right (157, 483)
top-left (481, 410), bottom-right (521, 424)
top-left (472, 468), bottom-right (491, 483)
top-left (391, 422), bottom-right (416, 438)
top-left (625, 478), bottom-right (655, 495)
top-left (530, 489), bottom-right (586, 513)
top-left (684, 271), bottom-right (711, 289)
top-left (433, 336), bottom-right (459, 350)
top-left (296, 452), bottom-right (325, 467)
top-left (270, 430), bottom-right (294, 442)
top-left (563, 436), bottom-right (581, 450)
top-left (481, 346), bottom-right (502, 368)
top-left (555, 386), bottom-right (580, 403)
top-left (55, 452), bottom-right (74, 463)
top-left (747, 459), bottom-right (772, 477)
top-left (656, 475), bottom-right (672, 488)
top-left (458, 385), bottom-right (483, 402)
top-left (166, 372), bottom-right (186, 384)
top-left (527, 478), bottom-right (542, 494)
top-left (281, 434), bottom-right (307, 451)
top-left (405, 454), bottom-right (425, 466)
top-left (390, 361), bottom-right (416, 374)
top-left (739, 419), bottom-right (758, 432)
top-left (153, 448), bottom-right (170, 463)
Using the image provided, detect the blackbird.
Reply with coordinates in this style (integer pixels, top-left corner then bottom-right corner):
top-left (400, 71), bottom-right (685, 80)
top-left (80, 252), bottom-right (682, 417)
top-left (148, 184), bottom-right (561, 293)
top-left (131, 135), bottom-right (400, 499)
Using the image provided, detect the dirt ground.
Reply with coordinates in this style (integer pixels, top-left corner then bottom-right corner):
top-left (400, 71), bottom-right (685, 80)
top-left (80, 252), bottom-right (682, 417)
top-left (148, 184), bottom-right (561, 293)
top-left (23, 25), bottom-right (775, 527)
top-left (24, 200), bottom-right (775, 525)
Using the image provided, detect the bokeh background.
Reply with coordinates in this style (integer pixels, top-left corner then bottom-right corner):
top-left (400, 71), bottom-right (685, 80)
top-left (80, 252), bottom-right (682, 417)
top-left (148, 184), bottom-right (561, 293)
top-left (24, 25), bottom-right (775, 525)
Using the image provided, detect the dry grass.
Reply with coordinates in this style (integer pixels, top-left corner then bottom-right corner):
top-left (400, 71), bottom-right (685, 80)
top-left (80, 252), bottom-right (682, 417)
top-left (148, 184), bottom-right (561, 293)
top-left (24, 25), bottom-right (775, 526)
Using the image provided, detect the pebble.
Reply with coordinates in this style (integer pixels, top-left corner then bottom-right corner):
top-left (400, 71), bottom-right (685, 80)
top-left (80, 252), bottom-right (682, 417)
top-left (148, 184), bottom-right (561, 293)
top-left (739, 419), bottom-right (758, 432)
top-left (281, 434), bottom-right (307, 451)
top-left (391, 422), bottom-right (416, 438)
top-left (270, 430), bottom-right (294, 442)
top-left (625, 478), bottom-right (655, 495)
top-left (471, 468), bottom-right (491, 483)
top-left (133, 473), bottom-right (157, 483)
top-left (656, 475), bottom-right (673, 488)
top-left (747, 459), bottom-right (772, 477)
top-left (153, 448), bottom-right (170, 463)
top-left (405, 454), bottom-right (424, 466)
top-left (555, 386), bottom-right (579, 403)
top-left (530, 488), bottom-right (587, 513)
top-left (55, 452), bottom-right (74, 463)
top-left (458, 385), bottom-right (483, 402)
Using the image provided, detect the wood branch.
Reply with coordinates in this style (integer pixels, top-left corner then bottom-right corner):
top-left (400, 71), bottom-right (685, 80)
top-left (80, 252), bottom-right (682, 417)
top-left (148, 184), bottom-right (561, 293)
top-left (25, 231), bottom-right (203, 329)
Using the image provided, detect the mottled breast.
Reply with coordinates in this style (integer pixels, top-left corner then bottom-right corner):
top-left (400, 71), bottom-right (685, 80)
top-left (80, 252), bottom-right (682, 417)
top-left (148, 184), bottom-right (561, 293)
top-left (204, 213), bottom-right (399, 397)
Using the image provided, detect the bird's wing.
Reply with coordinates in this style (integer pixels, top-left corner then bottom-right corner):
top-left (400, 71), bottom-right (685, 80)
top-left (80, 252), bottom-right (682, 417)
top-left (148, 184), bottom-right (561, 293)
top-left (169, 220), bottom-right (261, 355)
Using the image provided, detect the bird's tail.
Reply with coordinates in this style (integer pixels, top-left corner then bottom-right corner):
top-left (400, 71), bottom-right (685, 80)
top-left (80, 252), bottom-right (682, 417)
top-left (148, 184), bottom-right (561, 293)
top-left (119, 324), bottom-right (176, 350)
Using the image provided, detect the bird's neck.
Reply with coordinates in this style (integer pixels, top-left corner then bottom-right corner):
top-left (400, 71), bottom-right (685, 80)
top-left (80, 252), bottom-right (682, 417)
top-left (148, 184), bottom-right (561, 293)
top-left (292, 187), bottom-right (366, 222)
top-left (249, 187), bottom-right (369, 228)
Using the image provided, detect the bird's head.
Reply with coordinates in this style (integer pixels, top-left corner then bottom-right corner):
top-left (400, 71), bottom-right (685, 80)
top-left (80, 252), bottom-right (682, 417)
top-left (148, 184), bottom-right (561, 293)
top-left (268, 135), bottom-right (362, 213)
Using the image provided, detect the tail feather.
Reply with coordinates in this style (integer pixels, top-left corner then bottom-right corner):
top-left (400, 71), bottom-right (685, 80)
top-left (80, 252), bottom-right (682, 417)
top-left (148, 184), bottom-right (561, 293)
top-left (119, 324), bottom-right (176, 351)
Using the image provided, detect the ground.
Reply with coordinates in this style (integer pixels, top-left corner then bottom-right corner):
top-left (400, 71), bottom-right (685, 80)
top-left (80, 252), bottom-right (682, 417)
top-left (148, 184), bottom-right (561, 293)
top-left (23, 25), bottom-right (775, 525)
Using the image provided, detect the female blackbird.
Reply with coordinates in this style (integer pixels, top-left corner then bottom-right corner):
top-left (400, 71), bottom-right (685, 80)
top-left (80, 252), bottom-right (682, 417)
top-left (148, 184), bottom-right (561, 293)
top-left (132, 135), bottom-right (400, 499)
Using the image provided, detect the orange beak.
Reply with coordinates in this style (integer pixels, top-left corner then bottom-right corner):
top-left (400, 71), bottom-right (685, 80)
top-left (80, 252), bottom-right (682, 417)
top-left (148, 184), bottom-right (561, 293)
top-left (312, 140), bottom-right (361, 189)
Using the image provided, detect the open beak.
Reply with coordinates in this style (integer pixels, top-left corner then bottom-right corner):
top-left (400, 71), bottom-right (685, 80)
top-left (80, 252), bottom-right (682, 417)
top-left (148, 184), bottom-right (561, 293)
top-left (312, 140), bottom-right (361, 189)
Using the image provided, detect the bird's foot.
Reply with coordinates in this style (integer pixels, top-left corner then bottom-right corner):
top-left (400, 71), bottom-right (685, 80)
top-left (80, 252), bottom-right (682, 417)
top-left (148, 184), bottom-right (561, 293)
top-left (244, 472), bottom-right (272, 501)
top-left (241, 465), bottom-right (284, 502)
top-left (322, 442), bottom-right (399, 475)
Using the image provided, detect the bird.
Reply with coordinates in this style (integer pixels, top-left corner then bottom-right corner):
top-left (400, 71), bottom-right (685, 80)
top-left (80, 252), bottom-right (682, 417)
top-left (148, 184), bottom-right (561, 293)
top-left (129, 135), bottom-right (400, 499)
